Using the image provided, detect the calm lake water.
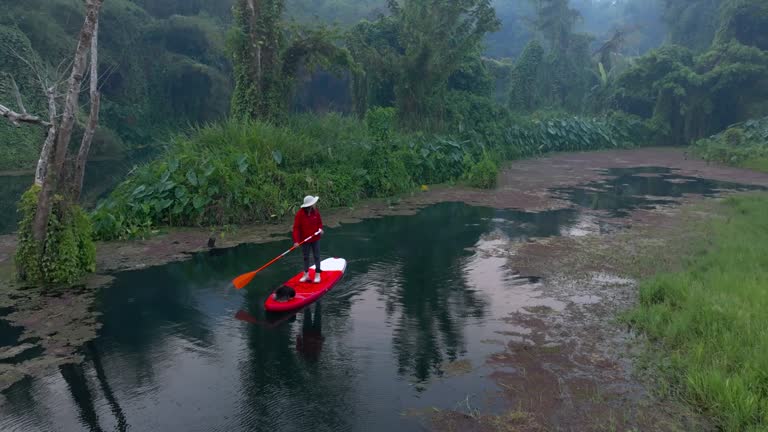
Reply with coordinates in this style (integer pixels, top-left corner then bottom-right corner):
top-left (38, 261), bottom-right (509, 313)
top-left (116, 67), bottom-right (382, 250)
top-left (0, 168), bottom-right (759, 431)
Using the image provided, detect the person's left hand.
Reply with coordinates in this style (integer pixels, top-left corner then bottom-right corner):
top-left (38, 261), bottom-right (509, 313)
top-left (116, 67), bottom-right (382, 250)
top-left (318, 229), bottom-right (324, 235)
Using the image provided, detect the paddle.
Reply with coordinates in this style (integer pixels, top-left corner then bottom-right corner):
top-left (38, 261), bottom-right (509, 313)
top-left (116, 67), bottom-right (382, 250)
top-left (232, 229), bottom-right (321, 290)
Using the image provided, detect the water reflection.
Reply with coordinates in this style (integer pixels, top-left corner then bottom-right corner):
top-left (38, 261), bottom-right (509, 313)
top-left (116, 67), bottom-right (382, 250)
top-left (87, 342), bottom-right (128, 432)
top-left (52, 343), bottom-right (128, 432)
top-left (337, 203), bottom-right (494, 381)
top-left (554, 167), bottom-right (763, 217)
top-left (296, 304), bottom-right (324, 362)
top-left (60, 363), bottom-right (104, 432)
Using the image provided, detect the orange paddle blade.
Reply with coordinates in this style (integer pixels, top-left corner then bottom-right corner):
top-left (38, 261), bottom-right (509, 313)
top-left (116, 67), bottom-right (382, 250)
top-left (233, 271), bottom-right (257, 290)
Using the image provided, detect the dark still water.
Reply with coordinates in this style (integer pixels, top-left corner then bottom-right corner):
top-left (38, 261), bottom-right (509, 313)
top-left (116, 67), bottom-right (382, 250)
top-left (1, 203), bottom-right (578, 432)
top-left (0, 168), bottom-right (759, 431)
top-left (553, 167), bottom-right (761, 217)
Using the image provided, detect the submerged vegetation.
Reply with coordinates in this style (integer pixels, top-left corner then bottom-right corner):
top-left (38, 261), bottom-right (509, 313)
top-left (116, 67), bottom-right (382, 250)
top-left (627, 194), bottom-right (768, 432)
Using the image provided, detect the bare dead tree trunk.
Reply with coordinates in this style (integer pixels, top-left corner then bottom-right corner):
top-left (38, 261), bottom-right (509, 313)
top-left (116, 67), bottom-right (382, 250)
top-left (35, 87), bottom-right (57, 186)
top-left (32, 0), bottom-right (103, 243)
top-left (72, 21), bottom-right (100, 201)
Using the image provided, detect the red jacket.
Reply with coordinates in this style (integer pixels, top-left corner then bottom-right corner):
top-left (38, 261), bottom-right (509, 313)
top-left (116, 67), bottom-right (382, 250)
top-left (293, 208), bottom-right (323, 243)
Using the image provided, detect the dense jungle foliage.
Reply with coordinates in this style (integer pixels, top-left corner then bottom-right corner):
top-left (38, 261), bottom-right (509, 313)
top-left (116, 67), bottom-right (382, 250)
top-left (0, 0), bottom-right (237, 170)
top-left (1, 0), bottom-right (767, 244)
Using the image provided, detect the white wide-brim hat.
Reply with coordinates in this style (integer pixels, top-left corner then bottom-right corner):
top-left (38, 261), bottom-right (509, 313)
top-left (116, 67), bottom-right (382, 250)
top-left (301, 195), bottom-right (319, 208)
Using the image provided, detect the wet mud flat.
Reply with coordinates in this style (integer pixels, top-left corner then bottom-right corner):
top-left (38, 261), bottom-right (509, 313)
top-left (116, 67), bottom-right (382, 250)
top-left (1, 148), bottom-right (768, 430)
top-left (409, 167), bottom-right (764, 431)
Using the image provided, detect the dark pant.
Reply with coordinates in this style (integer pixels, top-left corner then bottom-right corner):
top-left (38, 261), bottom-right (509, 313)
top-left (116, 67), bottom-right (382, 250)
top-left (302, 241), bottom-right (321, 273)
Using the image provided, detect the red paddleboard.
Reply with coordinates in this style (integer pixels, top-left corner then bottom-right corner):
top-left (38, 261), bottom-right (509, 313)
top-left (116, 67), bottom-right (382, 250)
top-left (264, 258), bottom-right (347, 313)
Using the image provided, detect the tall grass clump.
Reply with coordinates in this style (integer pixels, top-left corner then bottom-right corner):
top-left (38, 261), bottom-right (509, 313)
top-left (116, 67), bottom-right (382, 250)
top-left (625, 193), bottom-right (768, 432)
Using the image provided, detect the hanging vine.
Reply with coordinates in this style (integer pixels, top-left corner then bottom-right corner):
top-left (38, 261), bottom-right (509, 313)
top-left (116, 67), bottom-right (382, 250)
top-left (229, 0), bottom-right (356, 121)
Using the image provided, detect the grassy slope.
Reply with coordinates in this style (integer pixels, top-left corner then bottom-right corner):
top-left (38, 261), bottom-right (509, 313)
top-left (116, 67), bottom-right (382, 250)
top-left (627, 193), bottom-right (768, 432)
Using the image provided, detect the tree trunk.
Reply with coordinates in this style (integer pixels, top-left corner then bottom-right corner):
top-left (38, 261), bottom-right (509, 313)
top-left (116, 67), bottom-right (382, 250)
top-left (35, 88), bottom-right (57, 186)
top-left (72, 21), bottom-right (100, 201)
top-left (245, 0), bottom-right (262, 84)
top-left (32, 0), bottom-right (103, 243)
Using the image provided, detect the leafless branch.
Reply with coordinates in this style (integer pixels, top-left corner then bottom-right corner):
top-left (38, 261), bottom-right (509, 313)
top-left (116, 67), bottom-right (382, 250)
top-left (4, 44), bottom-right (56, 91)
top-left (0, 103), bottom-right (51, 127)
top-left (97, 62), bottom-right (118, 92)
top-left (9, 75), bottom-right (28, 114)
top-left (5, 44), bottom-right (39, 75)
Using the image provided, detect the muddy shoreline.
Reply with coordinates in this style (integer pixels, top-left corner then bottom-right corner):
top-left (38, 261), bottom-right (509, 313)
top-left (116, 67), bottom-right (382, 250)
top-left (2, 147), bottom-right (768, 428)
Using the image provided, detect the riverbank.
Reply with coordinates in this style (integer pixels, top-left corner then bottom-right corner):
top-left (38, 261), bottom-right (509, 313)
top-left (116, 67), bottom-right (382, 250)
top-left (2, 147), bottom-right (768, 430)
top-left (3, 147), bottom-right (767, 278)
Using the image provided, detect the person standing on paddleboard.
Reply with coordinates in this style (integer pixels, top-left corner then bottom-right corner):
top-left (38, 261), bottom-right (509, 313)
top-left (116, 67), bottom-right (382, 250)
top-left (293, 195), bottom-right (324, 283)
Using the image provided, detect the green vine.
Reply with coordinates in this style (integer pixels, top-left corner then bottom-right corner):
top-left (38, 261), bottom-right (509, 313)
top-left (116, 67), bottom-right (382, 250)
top-left (509, 40), bottom-right (545, 112)
top-left (15, 185), bottom-right (96, 285)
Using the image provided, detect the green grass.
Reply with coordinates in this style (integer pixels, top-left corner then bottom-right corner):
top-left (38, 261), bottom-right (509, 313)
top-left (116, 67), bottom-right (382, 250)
top-left (626, 193), bottom-right (768, 432)
top-left (742, 157), bottom-right (768, 173)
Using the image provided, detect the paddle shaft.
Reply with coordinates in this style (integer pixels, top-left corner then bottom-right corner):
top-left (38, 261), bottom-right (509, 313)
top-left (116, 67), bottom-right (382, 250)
top-left (254, 236), bottom-right (309, 274)
top-left (233, 229), bottom-right (321, 289)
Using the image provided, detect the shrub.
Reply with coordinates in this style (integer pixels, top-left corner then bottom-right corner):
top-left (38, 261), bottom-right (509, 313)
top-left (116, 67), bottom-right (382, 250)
top-left (365, 107), bottom-right (397, 142)
top-left (692, 117), bottom-right (768, 170)
top-left (465, 153), bottom-right (499, 189)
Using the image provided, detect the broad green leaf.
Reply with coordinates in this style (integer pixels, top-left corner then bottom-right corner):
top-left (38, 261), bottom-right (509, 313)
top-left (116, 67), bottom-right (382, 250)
top-left (175, 186), bottom-right (188, 199)
top-left (155, 199), bottom-right (172, 212)
top-left (193, 196), bottom-right (209, 210)
top-left (161, 181), bottom-right (176, 192)
top-left (186, 170), bottom-right (198, 186)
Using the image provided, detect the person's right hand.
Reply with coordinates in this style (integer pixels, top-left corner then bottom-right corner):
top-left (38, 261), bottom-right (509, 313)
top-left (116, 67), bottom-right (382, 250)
top-left (293, 243), bottom-right (299, 248)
